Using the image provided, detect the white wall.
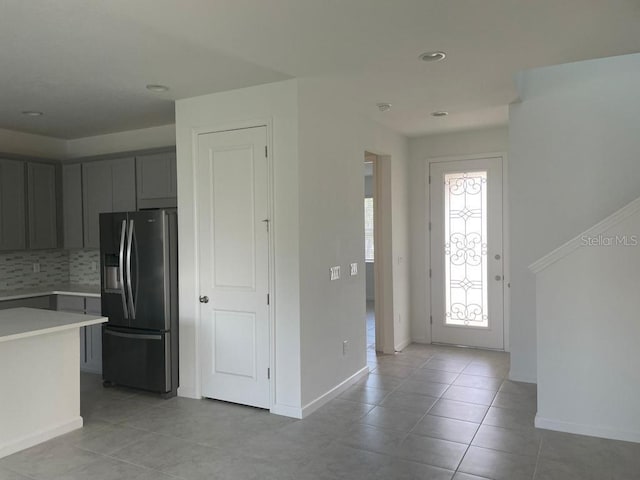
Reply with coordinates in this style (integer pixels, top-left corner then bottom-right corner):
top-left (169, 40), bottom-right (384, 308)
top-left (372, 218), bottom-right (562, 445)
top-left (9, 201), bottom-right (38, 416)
top-left (0, 128), bottom-right (66, 159)
top-left (534, 204), bottom-right (640, 442)
top-left (296, 77), bottom-right (410, 406)
top-left (0, 124), bottom-right (175, 160)
top-left (408, 127), bottom-right (508, 344)
top-left (175, 80), bottom-right (302, 412)
top-left (65, 124), bottom-right (175, 158)
top-left (509, 53), bottom-right (640, 383)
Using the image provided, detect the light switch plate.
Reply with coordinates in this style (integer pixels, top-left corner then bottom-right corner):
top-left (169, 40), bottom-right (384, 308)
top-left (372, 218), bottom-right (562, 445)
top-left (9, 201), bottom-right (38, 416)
top-left (32, 263), bottom-right (40, 273)
top-left (330, 266), bottom-right (341, 281)
top-left (350, 263), bottom-right (358, 276)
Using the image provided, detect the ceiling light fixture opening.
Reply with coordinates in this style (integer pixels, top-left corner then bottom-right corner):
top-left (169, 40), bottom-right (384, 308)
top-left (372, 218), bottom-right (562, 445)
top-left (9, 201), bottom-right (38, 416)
top-left (146, 84), bottom-right (170, 92)
top-left (377, 103), bottom-right (392, 112)
top-left (419, 51), bottom-right (446, 62)
top-left (22, 110), bottom-right (43, 117)
top-left (431, 111), bottom-right (449, 117)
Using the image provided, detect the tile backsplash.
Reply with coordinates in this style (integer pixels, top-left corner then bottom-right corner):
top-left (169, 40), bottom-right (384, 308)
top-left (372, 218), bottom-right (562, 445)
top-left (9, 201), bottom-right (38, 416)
top-left (69, 250), bottom-right (100, 286)
top-left (0, 249), bottom-right (101, 291)
top-left (0, 250), bottom-right (69, 291)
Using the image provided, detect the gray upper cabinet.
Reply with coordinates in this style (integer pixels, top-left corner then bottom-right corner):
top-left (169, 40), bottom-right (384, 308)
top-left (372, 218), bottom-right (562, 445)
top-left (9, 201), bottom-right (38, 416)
top-left (111, 158), bottom-right (137, 212)
top-left (0, 159), bottom-right (26, 251)
top-left (62, 164), bottom-right (84, 249)
top-left (136, 152), bottom-right (177, 209)
top-left (27, 162), bottom-right (58, 250)
top-left (83, 157), bottom-right (136, 249)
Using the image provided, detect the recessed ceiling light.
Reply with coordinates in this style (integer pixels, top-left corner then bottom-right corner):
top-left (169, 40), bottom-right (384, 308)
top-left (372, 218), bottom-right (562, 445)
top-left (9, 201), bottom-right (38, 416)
top-left (22, 110), bottom-right (43, 117)
top-left (146, 84), bottom-right (170, 92)
top-left (419, 51), bottom-right (446, 62)
top-left (431, 111), bottom-right (449, 117)
top-left (377, 103), bottom-right (392, 112)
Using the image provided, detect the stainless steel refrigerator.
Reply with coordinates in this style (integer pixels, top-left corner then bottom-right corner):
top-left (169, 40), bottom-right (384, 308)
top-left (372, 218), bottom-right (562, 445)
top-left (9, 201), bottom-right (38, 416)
top-left (99, 209), bottom-right (178, 397)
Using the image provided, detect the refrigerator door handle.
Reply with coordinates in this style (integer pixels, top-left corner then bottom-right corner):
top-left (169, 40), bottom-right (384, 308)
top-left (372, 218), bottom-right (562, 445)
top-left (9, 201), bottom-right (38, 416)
top-left (126, 219), bottom-right (136, 319)
top-left (118, 219), bottom-right (129, 319)
top-left (104, 329), bottom-right (162, 341)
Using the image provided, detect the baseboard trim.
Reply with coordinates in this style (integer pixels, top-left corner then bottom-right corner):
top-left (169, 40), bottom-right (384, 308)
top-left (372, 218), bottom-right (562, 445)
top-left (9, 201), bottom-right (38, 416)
top-left (0, 417), bottom-right (83, 459)
top-left (395, 338), bottom-right (412, 352)
top-left (410, 337), bottom-right (429, 344)
top-left (301, 366), bottom-right (370, 419)
top-left (535, 415), bottom-right (640, 443)
top-left (177, 386), bottom-right (199, 399)
top-left (508, 370), bottom-right (537, 384)
top-left (270, 403), bottom-right (303, 419)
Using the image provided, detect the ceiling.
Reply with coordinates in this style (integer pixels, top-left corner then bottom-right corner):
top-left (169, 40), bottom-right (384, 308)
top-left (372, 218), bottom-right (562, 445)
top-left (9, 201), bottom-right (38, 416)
top-left (2, 1), bottom-right (640, 139)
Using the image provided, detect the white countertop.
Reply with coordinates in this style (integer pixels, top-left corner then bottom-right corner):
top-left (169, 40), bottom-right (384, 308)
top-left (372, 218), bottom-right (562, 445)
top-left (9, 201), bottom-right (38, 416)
top-left (0, 284), bottom-right (101, 302)
top-left (0, 308), bottom-right (107, 343)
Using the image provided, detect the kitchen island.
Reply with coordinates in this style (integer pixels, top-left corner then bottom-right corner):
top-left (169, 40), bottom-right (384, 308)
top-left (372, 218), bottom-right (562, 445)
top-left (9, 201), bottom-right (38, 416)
top-left (0, 308), bottom-right (107, 458)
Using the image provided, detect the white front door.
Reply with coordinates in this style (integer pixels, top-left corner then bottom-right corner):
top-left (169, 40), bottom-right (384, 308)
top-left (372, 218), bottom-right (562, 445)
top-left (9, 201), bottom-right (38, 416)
top-left (430, 157), bottom-right (504, 349)
top-left (197, 126), bottom-right (270, 409)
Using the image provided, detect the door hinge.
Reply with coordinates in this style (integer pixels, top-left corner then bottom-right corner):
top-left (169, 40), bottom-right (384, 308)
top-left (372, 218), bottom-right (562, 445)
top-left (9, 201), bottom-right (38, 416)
top-left (430, 315), bottom-right (433, 325)
top-left (265, 145), bottom-right (268, 158)
top-left (429, 268), bottom-right (432, 278)
top-left (428, 175), bottom-right (431, 185)
top-left (428, 222), bottom-right (431, 232)
top-left (267, 293), bottom-right (270, 305)
top-left (267, 367), bottom-right (270, 379)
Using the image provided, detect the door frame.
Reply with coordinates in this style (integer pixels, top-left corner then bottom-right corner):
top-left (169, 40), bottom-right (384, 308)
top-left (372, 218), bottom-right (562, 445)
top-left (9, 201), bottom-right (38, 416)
top-left (426, 153), bottom-right (510, 351)
top-left (363, 151), bottom-right (395, 354)
top-left (191, 118), bottom-right (276, 410)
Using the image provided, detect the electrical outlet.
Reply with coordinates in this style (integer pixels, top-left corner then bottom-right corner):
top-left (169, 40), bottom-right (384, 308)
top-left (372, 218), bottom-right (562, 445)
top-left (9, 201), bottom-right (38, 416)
top-left (32, 263), bottom-right (40, 273)
top-left (330, 266), bottom-right (341, 281)
top-left (350, 263), bottom-right (358, 276)
top-left (90, 261), bottom-right (98, 272)
top-left (342, 340), bottom-right (349, 355)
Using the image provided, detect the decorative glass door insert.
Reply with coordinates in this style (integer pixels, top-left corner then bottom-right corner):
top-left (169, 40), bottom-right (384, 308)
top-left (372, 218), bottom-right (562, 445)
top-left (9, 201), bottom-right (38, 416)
top-left (444, 171), bottom-right (488, 328)
top-left (429, 157), bottom-right (504, 350)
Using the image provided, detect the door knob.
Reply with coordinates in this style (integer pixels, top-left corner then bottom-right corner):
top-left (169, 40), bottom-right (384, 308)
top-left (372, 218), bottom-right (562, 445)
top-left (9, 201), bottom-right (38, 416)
top-left (199, 296), bottom-right (209, 304)
top-left (495, 275), bottom-right (502, 281)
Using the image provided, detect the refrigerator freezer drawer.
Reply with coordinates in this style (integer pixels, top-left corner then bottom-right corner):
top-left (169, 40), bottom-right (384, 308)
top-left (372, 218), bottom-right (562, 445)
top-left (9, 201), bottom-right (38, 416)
top-left (102, 326), bottom-right (172, 393)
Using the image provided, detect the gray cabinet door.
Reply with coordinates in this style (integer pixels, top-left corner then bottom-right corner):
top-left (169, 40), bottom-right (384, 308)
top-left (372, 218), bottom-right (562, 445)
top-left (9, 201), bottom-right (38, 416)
top-left (83, 158), bottom-right (136, 249)
top-left (0, 295), bottom-right (53, 310)
top-left (83, 161), bottom-right (112, 249)
top-left (27, 162), bottom-right (58, 249)
top-left (56, 294), bottom-right (85, 312)
top-left (136, 152), bottom-right (177, 209)
top-left (62, 164), bottom-right (84, 249)
top-left (0, 159), bottom-right (26, 251)
top-left (57, 295), bottom-right (103, 374)
top-left (84, 297), bottom-right (103, 373)
top-left (85, 324), bottom-right (103, 373)
top-left (111, 157), bottom-right (136, 212)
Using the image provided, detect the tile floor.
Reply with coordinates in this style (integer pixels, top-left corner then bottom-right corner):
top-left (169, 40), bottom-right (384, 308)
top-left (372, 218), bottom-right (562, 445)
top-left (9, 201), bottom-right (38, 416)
top-left (2, 343), bottom-right (640, 479)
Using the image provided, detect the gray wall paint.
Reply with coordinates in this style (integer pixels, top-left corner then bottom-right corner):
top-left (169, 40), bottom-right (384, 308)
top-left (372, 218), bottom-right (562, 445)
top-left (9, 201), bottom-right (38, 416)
top-left (364, 173), bottom-right (373, 198)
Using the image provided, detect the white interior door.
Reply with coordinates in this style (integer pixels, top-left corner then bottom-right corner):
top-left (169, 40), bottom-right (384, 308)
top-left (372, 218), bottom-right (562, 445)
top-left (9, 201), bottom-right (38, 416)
top-left (197, 126), bottom-right (270, 409)
top-left (430, 157), bottom-right (504, 349)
